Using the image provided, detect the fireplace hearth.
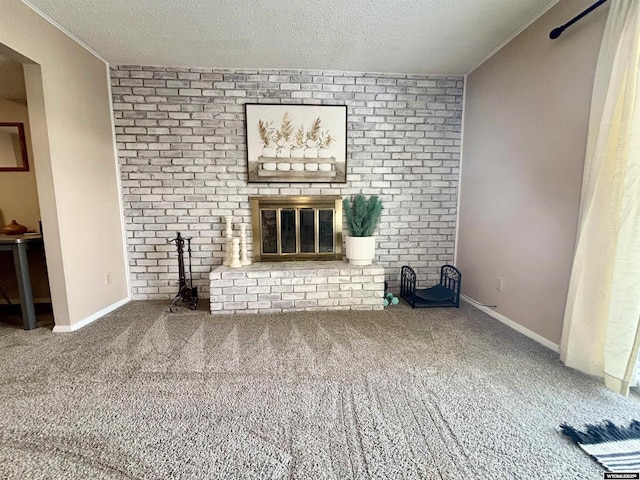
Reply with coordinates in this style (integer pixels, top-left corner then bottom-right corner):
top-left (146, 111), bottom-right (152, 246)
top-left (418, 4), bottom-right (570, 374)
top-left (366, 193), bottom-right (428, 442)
top-left (250, 196), bottom-right (342, 262)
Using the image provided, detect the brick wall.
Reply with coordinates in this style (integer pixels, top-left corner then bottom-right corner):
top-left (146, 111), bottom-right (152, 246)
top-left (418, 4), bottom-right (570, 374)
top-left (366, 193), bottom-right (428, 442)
top-left (110, 65), bottom-right (463, 300)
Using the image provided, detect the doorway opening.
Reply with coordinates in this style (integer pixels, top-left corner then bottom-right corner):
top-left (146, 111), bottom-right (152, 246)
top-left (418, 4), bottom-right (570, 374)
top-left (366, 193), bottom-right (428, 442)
top-left (0, 44), bottom-right (53, 329)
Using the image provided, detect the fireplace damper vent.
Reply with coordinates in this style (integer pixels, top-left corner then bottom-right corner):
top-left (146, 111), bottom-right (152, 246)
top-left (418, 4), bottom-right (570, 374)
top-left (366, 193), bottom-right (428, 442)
top-left (250, 196), bottom-right (342, 262)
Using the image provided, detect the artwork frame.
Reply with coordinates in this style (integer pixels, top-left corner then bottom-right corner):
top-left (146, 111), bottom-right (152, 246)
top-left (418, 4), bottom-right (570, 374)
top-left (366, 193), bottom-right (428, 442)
top-left (0, 122), bottom-right (29, 172)
top-left (245, 103), bottom-right (347, 183)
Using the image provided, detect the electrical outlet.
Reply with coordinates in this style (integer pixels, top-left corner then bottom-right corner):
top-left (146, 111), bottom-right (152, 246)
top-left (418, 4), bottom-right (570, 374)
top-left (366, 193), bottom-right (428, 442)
top-left (105, 273), bottom-right (112, 286)
top-left (496, 277), bottom-right (504, 292)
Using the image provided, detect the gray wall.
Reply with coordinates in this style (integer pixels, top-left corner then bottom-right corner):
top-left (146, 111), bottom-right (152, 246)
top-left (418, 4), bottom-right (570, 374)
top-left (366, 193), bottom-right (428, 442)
top-left (111, 66), bottom-right (463, 300)
top-left (457, 0), bottom-right (609, 344)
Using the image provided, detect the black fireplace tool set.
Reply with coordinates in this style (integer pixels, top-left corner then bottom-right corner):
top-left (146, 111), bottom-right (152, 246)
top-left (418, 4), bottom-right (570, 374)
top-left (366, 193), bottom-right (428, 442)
top-left (169, 232), bottom-right (198, 312)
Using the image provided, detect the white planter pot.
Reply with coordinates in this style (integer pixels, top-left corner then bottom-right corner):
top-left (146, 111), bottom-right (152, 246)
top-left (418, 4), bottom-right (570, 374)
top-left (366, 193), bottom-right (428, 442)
top-left (345, 236), bottom-right (376, 266)
top-left (276, 148), bottom-right (291, 158)
top-left (277, 162), bottom-right (291, 171)
top-left (262, 147), bottom-right (277, 157)
top-left (305, 162), bottom-right (318, 171)
top-left (304, 147), bottom-right (318, 159)
top-left (290, 162), bottom-right (304, 171)
top-left (262, 162), bottom-right (277, 171)
top-left (291, 147), bottom-right (305, 158)
top-left (318, 148), bottom-right (332, 159)
top-left (318, 163), bottom-right (332, 172)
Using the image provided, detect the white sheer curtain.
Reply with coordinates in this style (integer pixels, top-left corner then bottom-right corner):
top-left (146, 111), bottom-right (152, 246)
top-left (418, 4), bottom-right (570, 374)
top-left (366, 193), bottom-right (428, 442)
top-left (560, 0), bottom-right (640, 395)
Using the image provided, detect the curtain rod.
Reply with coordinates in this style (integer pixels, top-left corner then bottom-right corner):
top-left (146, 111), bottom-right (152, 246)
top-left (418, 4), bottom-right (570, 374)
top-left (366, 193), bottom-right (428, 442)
top-left (549, 0), bottom-right (609, 39)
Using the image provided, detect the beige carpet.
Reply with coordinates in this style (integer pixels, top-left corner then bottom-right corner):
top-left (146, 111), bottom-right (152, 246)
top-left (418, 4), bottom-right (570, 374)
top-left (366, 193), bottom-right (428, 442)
top-left (0, 301), bottom-right (638, 479)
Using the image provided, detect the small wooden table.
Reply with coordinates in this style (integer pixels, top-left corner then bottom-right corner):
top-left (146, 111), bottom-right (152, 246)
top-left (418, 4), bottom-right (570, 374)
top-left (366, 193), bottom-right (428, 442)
top-left (0, 234), bottom-right (43, 330)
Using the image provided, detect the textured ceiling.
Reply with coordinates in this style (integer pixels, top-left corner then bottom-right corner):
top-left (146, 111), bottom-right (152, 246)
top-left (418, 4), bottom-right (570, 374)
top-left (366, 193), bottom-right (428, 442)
top-left (23, 0), bottom-right (557, 75)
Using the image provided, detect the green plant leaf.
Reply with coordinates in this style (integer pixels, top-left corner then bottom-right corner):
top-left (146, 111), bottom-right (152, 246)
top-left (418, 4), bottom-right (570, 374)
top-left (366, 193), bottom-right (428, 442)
top-left (343, 194), bottom-right (383, 237)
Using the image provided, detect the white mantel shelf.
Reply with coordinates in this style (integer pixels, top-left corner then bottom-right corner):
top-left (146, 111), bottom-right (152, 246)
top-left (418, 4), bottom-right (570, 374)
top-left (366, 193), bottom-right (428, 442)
top-left (209, 261), bottom-right (385, 314)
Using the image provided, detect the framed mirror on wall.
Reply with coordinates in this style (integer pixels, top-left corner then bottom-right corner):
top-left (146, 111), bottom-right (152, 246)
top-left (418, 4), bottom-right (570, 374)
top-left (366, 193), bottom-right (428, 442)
top-left (0, 122), bottom-right (28, 172)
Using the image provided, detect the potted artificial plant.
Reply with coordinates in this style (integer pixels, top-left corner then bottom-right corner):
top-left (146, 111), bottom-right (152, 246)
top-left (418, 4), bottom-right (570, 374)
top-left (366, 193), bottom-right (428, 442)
top-left (343, 194), bottom-right (383, 265)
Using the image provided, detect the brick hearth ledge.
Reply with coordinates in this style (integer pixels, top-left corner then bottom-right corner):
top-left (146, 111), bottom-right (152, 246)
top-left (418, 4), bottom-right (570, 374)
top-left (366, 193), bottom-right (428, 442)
top-left (210, 261), bottom-right (385, 314)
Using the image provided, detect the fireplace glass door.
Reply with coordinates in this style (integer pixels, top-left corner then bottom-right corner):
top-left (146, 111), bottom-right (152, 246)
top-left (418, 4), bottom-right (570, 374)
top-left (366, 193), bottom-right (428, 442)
top-left (260, 208), bottom-right (335, 256)
top-left (251, 196), bottom-right (342, 262)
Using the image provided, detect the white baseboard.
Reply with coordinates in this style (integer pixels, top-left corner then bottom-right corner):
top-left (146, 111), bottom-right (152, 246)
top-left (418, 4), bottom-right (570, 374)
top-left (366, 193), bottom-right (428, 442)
top-left (461, 295), bottom-right (559, 352)
top-left (53, 297), bottom-right (130, 333)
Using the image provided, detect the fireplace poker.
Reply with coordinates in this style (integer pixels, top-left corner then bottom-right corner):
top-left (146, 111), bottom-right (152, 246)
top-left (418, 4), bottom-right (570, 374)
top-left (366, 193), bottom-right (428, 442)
top-left (169, 232), bottom-right (198, 312)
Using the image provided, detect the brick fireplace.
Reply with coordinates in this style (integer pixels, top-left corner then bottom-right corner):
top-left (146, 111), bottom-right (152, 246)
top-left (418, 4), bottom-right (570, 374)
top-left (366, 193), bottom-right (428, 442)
top-left (210, 195), bottom-right (385, 314)
top-left (111, 65), bottom-right (463, 301)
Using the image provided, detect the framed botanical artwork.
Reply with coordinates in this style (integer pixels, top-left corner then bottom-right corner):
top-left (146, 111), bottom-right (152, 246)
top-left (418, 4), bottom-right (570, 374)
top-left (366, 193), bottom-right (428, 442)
top-left (245, 103), bottom-right (347, 183)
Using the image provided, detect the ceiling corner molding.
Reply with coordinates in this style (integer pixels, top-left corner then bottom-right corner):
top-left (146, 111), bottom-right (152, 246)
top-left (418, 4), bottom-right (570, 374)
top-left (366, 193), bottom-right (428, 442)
top-left (20, 0), bottom-right (109, 65)
top-left (465, 0), bottom-right (561, 76)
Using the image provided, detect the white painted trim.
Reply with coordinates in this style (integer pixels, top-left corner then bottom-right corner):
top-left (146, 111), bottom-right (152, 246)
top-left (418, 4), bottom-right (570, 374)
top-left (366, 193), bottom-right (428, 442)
top-left (52, 297), bottom-right (129, 333)
top-left (20, 0), bottom-right (108, 64)
top-left (106, 63), bottom-right (132, 297)
top-left (465, 0), bottom-right (561, 75)
top-left (453, 73), bottom-right (467, 267)
top-left (462, 295), bottom-right (559, 352)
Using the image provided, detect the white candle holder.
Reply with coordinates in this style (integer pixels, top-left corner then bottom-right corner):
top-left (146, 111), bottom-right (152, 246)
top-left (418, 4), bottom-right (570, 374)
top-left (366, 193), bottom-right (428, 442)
top-left (240, 224), bottom-right (251, 266)
top-left (230, 237), bottom-right (242, 268)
